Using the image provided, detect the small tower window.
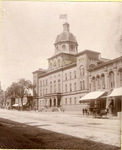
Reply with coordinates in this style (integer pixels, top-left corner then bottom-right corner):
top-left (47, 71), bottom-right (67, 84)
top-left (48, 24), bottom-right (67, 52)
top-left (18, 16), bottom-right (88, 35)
top-left (62, 45), bottom-right (66, 50)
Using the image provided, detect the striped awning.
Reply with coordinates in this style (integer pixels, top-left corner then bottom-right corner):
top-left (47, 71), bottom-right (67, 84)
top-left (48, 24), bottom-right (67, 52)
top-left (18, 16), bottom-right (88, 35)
top-left (107, 87), bottom-right (122, 97)
top-left (79, 91), bottom-right (106, 101)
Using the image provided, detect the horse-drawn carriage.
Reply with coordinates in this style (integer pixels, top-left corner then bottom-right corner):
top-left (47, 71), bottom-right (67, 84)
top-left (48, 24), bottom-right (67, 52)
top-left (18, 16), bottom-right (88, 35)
top-left (90, 107), bottom-right (108, 118)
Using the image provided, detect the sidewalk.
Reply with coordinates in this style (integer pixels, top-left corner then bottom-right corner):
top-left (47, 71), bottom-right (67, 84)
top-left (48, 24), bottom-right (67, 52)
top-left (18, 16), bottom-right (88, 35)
top-left (0, 123), bottom-right (41, 149)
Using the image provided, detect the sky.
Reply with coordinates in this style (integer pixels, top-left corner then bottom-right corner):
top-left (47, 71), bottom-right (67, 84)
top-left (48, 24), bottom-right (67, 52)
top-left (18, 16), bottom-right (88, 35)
top-left (0, 1), bottom-right (122, 90)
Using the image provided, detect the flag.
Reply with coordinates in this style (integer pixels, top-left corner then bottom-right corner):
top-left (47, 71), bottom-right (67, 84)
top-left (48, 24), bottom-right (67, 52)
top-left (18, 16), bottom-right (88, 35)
top-left (59, 14), bottom-right (67, 19)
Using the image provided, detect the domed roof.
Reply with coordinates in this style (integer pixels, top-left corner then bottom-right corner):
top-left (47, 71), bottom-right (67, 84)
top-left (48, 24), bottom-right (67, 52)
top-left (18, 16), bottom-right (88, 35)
top-left (54, 22), bottom-right (78, 45)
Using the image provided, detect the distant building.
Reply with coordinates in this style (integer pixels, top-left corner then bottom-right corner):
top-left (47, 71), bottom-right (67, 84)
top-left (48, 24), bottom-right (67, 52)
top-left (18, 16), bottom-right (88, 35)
top-left (33, 22), bottom-right (122, 115)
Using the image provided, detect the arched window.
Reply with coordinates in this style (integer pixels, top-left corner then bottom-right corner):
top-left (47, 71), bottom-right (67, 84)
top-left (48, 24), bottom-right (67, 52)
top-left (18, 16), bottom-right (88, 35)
top-left (65, 73), bottom-right (67, 80)
top-left (74, 71), bottom-right (76, 78)
top-left (80, 81), bottom-right (82, 90)
top-left (74, 97), bottom-right (76, 104)
top-left (101, 74), bottom-right (105, 89)
top-left (50, 81), bottom-right (52, 93)
top-left (54, 80), bottom-right (56, 93)
top-left (79, 66), bottom-right (85, 77)
top-left (83, 80), bottom-right (85, 90)
top-left (58, 79), bottom-right (61, 92)
top-left (65, 84), bottom-right (67, 92)
top-left (109, 71), bottom-right (114, 88)
top-left (70, 98), bottom-right (72, 105)
top-left (65, 98), bottom-right (67, 105)
top-left (70, 72), bottom-right (72, 79)
top-left (70, 83), bottom-right (72, 92)
top-left (74, 83), bottom-right (76, 91)
top-left (96, 75), bottom-right (100, 89)
top-left (118, 69), bottom-right (122, 86)
top-left (92, 77), bottom-right (96, 91)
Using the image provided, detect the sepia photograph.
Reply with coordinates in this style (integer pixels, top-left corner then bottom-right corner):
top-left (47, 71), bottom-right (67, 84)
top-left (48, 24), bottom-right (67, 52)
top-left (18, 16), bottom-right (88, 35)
top-left (0, 1), bottom-right (122, 149)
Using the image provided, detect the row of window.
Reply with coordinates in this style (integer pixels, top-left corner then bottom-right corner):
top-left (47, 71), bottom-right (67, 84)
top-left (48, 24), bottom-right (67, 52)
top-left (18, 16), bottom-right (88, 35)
top-left (40, 80), bottom-right (86, 96)
top-left (91, 69), bottom-right (122, 91)
top-left (65, 81), bottom-right (85, 92)
top-left (65, 97), bottom-right (77, 105)
top-left (65, 71), bottom-right (76, 80)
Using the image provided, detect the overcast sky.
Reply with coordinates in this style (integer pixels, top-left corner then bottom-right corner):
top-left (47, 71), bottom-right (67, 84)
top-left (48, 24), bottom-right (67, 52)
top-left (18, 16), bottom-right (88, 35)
top-left (0, 1), bottom-right (122, 90)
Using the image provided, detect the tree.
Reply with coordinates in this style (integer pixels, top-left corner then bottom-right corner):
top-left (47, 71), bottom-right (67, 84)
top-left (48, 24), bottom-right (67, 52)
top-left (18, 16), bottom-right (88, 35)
top-left (6, 82), bottom-right (20, 105)
top-left (18, 79), bottom-right (33, 109)
top-left (6, 79), bottom-right (33, 110)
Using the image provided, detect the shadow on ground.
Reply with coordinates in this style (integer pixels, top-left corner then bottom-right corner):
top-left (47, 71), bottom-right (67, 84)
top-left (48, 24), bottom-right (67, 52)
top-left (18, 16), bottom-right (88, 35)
top-left (0, 117), bottom-right (120, 150)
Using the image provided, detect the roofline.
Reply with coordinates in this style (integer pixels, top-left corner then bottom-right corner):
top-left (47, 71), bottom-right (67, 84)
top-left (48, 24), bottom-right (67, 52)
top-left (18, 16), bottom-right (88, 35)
top-left (76, 50), bottom-right (100, 56)
top-left (38, 63), bottom-right (76, 78)
top-left (54, 40), bottom-right (78, 45)
top-left (89, 56), bottom-right (122, 71)
top-left (48, 52), bottom-right (76, 60)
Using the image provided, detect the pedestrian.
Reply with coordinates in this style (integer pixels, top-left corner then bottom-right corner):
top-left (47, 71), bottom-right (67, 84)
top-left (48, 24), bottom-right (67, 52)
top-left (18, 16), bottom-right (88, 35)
top-left (82, 108), bottom-right (85, 115)
top-left (85, 108), bottom-right (87, 115)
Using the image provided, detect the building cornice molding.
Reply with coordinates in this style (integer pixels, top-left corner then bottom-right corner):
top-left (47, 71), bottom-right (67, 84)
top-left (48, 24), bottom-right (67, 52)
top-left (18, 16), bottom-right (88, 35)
top-left (38, 63), bottom-right (77, 78)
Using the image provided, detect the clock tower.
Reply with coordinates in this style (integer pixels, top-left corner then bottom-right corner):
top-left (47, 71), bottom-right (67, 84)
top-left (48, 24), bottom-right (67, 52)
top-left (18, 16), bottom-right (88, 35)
top-left (54, 22), bottom-right (78, 55)
top-left (48, 22), bottom-right (78, 70)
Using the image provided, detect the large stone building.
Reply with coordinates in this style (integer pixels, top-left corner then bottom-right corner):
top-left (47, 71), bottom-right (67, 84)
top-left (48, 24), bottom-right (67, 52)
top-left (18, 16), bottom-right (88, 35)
top-left (33, 22), bottom-right (122, 115)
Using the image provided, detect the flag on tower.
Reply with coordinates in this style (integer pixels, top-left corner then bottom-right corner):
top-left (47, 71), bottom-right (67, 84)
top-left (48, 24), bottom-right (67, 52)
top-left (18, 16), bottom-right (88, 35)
top-left (59, 14), bottom-right (67, 19)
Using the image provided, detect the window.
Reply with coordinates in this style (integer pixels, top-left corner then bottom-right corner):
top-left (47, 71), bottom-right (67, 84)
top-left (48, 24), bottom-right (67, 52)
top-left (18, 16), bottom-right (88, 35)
top-left (119, 69), bottom-right (122, 86)
top-left (46, 79), bottom-right (47, 85)
top-left (70, 83), bottom-right (72, 92)
top-left (40, 90), bottom-right (42, 96)
top-left (54, 80), bottom-right (56, 93)
top-left (74, 83), bottom-right (76, 91)
top-left (79, 66), bottom-right (85, 76)
top-left (65, 73), bottom-right (67, 80)
top-left (80, 81), bottom-right (82, 90)
top-left (65, 98), bottom-right (67, 105)
top-left (58, 79), bottom-right (61, 92)
top-left (43, 80), bottom-right (44, 86)
top-left (65, 84), bottom-right (67, 92)
top-left (74, 97), bottom-right (76, 104)
top-left (82, 68), bottom-right (84, 76)
top-left (70, 72), bottom-right (72, 79)
top-left (70, 98), bottom-right (72, 105)
top-left (40, 81), bottom-right (42, 87)
top-left (109, 71), bottom-right (114, 88)
top-left (74, 71), bottom-right (76, 78)
top-left (83, 80), bottom-right (85, 90)
top-left (96, 75), bottom-right (100, 89)
top-left (50, 81), bottom-right (52, 93)
top-left (46, 88), bottom-right (47, 94)
top-left (92, 77), bottom-right (96, 91)
top-left (101, 74), bottom-right (105, 89)
top-left (43, 89), bottom-right (45, 95)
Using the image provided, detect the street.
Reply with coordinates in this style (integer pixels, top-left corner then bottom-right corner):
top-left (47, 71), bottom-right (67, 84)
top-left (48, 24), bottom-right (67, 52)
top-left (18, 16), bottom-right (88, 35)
top-left (0, 109), bottom-right (121, 149)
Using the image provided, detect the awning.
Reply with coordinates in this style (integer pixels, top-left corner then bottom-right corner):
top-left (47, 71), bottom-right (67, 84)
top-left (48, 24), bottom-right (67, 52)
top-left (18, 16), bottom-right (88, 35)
top-left (79, 91), bottom-right (106, 101)
top-left (107, 87), bottom-right (122, 97)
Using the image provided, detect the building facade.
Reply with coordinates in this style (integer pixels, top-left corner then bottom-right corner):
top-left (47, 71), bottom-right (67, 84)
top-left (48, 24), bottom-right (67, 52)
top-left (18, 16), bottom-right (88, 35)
top-left (33, 22), bottom-right (122, 114)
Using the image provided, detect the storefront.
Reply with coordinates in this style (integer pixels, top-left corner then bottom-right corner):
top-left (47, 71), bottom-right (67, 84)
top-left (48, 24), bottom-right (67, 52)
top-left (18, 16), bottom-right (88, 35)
top-left (107, 87), bottom-right (122, 116)
top-left (79, 91), bottom-right (106, 113)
